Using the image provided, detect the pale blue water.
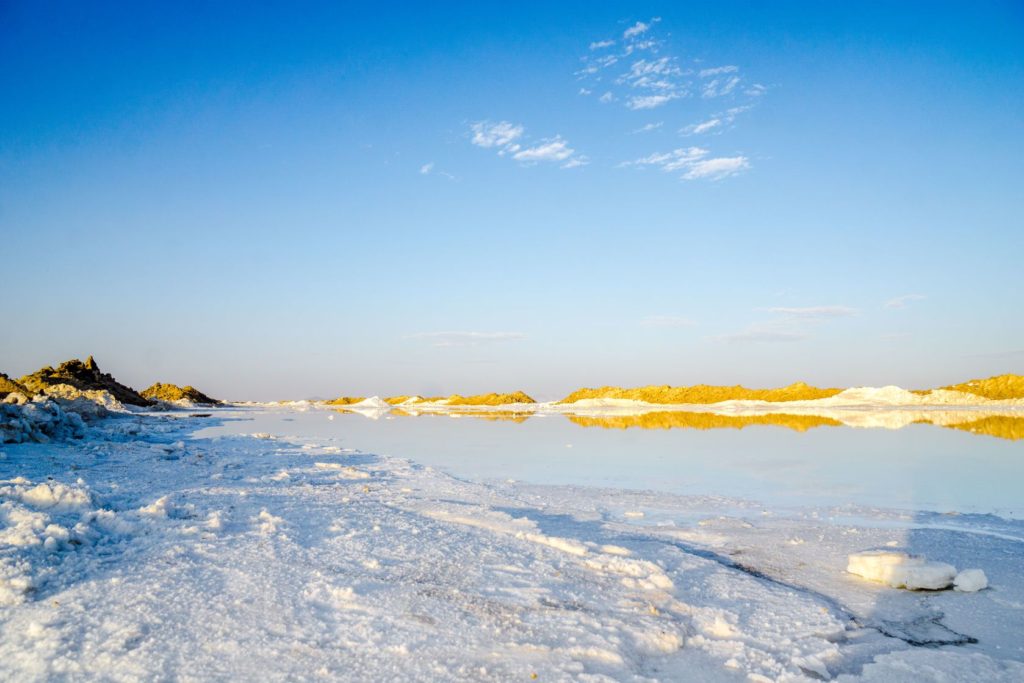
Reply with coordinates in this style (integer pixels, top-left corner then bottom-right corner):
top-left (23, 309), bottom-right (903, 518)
top-left (195, 407), bottom-right (1024, 518)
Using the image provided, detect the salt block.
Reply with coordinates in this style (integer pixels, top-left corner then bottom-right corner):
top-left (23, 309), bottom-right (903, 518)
top-left (847, 551), bottom-right (956, 590)
top-left (954, 568), bottom-right (988, 592)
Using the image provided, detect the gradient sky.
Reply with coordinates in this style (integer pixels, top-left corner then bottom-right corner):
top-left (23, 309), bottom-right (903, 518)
top-left (2, 1), bottom-right (1022, 400)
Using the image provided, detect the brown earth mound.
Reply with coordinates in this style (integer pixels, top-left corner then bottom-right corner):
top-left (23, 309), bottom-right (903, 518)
top-left (20, 356), bottom-right (153, 407)
top-left (141, 382), bottom-right (220, 405)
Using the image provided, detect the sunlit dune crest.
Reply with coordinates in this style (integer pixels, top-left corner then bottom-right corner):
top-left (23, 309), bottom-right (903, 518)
top-left (567, 411), bottom-right (843, 432)
top-left (443, 391), bottom-right (536, 406)
top-left (559, 382), bottom-right (842, 405)
top-left (324, 396), bottom-right (366, 406)
top-left (935, 374), bottom-right (1024, 400)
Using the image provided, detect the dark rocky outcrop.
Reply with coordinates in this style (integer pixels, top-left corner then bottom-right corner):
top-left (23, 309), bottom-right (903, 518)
top-left (20, 356), bottom-right (153, 407)
top-left (0, 372), bottom-right (33, 399)
top-left (141, 382), bottom-right (220, 405)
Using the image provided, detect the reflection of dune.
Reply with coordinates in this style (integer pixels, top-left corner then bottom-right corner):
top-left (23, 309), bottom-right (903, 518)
top-left (943, 415), bottom-right (1024, 441)
top-left (563, 408), bottom-right (1024, 440)
top-left (447, 410), bottom-right (532, 423)
top-left (567, 411), bottom-right (843, 432)
top-left (389, 408), bottom-right (532, 423)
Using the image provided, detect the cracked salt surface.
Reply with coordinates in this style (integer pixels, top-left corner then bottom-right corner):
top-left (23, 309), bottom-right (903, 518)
top-left (0, 405), bottom-right (1021, 681)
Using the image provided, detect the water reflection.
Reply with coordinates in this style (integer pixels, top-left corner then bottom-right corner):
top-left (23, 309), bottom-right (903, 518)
top-left (387, 407), bottom-right (1024, 440)
top-left (567, 411), bottom-right (842, 432)
top-left (392, 408), bottom-right (533, 424)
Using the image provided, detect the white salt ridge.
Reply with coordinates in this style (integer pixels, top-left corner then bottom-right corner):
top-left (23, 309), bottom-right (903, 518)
top-left (847, 551), bottom-right (958, 590)
top-left (1, 397), bottom-right (86, 444)
top-left (351, 396), bottom-right (390, 410)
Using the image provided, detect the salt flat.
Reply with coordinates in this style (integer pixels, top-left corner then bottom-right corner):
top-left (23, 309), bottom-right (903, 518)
top-left (2, 406), bottom-right (1022, 681)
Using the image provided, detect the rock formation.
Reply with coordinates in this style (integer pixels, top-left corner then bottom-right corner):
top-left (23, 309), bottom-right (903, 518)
top-left (20, 356), bottom-right (153, 407)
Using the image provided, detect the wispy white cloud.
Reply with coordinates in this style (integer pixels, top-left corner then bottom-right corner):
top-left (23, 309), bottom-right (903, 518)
top-left (573, 20), bottom-right (764, 182)
top-left (713, 304), bottom-right (855, 343)
top-left (622, 147), bottom-right (749, 180)
top-left (626, 93), bottom-right (680, 110)
top-left (713, 326), bottom-right (809, 344)
top-left (884, 294), bottom-right (926, 309)
top-left (683, 118), bottom-right (722, 135)
top-left (630, 121), bottom-right (663, 134)
top-left (680, 105), bottom-right (751, 136)
top-left (623, 19), bottom-right (657, 39)
top-left (419, 162), bottom-right (458, 181)
top-left (470, 121), bottom-right (524, 148)
top-left (702, 75), bottom-right (741, 98)
top-left (699, 65), bottom-right (738, 78)
top-left (578, 87), bottom-right (592, 96)
top-left (641, 315), bottom-right (696, 328)
top-left (470, 122), bottom-right (584, 168)
top-left (410, 331), bottom-right (526, 348)
top-left (512, 137), bottom-right (574, 163)
top-left (682, 155), bottom-right (749, 180)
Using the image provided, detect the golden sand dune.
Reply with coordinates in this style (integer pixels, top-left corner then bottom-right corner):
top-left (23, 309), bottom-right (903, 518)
top-left (324, 396), bottom-right (366, 406)
top-left (444, 391), bottom-right (536, 406)
top-left (936, 374), bottom-right (1024, 400)
top-left (559, 382), bottom-right (842, 405)
top-left (567, 411), bottom-right (843, 432)
top-left (141, 382), bottom-right (220, 404)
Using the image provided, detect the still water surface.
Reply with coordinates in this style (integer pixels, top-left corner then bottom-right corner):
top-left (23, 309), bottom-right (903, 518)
top-left (195, 407), bottom-right (1024, 518)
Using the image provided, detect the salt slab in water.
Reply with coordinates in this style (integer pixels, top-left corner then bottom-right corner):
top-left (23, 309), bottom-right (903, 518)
top-left (847, 551), bottom-right (957, 590)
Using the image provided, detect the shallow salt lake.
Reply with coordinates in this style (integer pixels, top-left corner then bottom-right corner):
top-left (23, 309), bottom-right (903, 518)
top-left (194, 406), bottom-right (1024, 518)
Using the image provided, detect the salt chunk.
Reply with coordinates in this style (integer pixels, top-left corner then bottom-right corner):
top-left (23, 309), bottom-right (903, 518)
top-left (847, 551), bottom-right (956, 590)
top-left (954, 568), bottom-right (988, 592)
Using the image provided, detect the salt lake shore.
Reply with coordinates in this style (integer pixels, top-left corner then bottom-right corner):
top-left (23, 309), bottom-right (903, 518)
top-left (1, 361), bottom-right (1023, 681)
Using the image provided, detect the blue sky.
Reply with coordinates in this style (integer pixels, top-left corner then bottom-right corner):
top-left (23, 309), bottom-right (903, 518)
top-left (2, 1), bottom-right (1022, 400)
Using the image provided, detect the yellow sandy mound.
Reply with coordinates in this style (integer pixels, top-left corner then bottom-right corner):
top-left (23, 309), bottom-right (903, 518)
top-left (141, 383), bottom-right (219, 404)
top-left (567, 412), bottom-right (842, 432)
top-left (559, 382), bottom-right (842, 405)
top-left (937, 374), bottom-right (1024, 400)
top-left (324, 396), bottom-right (366, 406)
top-left (444, 391), bottom-right (536, 406)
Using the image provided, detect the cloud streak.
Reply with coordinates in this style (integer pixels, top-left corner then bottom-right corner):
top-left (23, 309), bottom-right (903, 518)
top-left (621, 146), bottom-right (750, 180)
top-left (884, 294), bottom-right (926, 309)
top-left (641, 315), bottom-right (696, 328)
top-left (713, 304), bottom-right (856, 343)
top-left (764, 306), bottom-right (858, 319)
top-left (410, 331), bottom-right (526, 348)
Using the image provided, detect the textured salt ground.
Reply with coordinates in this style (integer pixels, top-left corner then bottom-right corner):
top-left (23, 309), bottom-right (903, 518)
top-left (1, 409), bottom-right (1022, 681)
